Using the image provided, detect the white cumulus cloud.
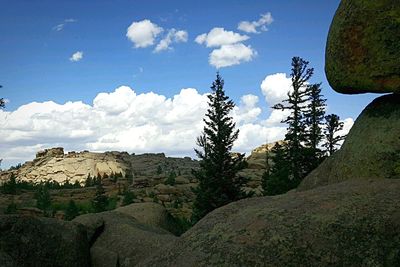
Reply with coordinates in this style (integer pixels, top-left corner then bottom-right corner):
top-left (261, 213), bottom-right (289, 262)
top-left (238, 12), bottom-right (274, 33)
top-left (260, 73), bottom-right (292, 105)
top-left (126, 19), bottom-right (163, 48)
top-left (209, 43), bottom-right (256, 68)
top-left (195, 27), bottom-right (249, 47)
top-left (69, 51), bottom-right (83, 62)
top-left (0, 84), bottom-right (290, 168)
top-left (154, 29), bottom-right (188, 52)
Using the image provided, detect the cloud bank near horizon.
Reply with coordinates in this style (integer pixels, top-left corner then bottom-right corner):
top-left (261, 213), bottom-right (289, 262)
top-left (0, 73), bottom-right (354, 168)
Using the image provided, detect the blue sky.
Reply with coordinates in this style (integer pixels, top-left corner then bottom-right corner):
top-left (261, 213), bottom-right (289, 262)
top-left (0, 0), bottom-right (378, 167)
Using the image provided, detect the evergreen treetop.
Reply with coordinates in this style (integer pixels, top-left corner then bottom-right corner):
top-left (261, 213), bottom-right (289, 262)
top-left (192, 73), bottom-right (247, 223)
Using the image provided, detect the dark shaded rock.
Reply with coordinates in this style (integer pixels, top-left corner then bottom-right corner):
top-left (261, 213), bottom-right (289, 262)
top-left (74, 210), bottom-right (177, 267)
top-left (115, 202), bottom-right (181, 235)
top-left (325, 0), bottom-right (400, 94)
top-left (139, 179), bottom-right (400, 266)
top-left (300, 94), bottom-right (400, 190)
top-left (73, 213), bottom-right (104, 246)
top-left (0, 215), bottom-right (90, 267)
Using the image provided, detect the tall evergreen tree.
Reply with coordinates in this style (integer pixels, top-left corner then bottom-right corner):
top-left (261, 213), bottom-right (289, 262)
top-left (273, 57), bottom-right (314, 184)
top-left (65, 200), bottom-right (79, 221)
top-left (35, 184), bottom-right (52, 216)
top-left (92, 183), bottom-right (109, 213)
top-left (323, 114), bottom-right (345, 155)
top-left (303, 83), bottom-right (327, 170)
top-left (192, 73), bottom-right (247, 223)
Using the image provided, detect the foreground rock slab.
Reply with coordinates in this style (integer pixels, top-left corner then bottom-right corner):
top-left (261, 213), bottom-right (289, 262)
top-left (300, 94), bottom-right (400, 190)
top-left (325, 0), bottom-right (400, 94)
top-left (74, 204), bottom-right (177, 267)
top-left (0, 215), bottom-right (90, 267)
top-left (139, 179), bottom-right (400, 266)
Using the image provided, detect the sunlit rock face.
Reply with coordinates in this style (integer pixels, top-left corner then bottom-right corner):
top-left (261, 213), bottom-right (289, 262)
top-left (325, 0), bottom-right (400, 94)
top-left (0, 148), bottom-right (130, 185)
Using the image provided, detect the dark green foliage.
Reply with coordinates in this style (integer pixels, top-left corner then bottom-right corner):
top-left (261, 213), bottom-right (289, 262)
top-left (304, 83), bottom-right (326, 167)
top-left (64, 200), bottom-right (79, 221)
top-left (165, 171), bottom-right (177, 186)
top-left (273, 57), bottom-right (314, 183)
top-left (122, 188), bottom-right (136, 206)
top-left (8, 163), bottom-right (22, 171)
top-left (2, 174), bottom-right (17, 195)
top-left (323, 114), bottom-right (345, 155)
top-left (92, 183), bottom-right (109, 213)
top-left (4, 200), bottom-right (17, 214)
top-left (267, 57), bottom-right (329, 194)
top-left (192, 73), bottom-right (248, 223)
top-left (262, 143), bottom-right (294, 195)
top-left (85, 174), bottom-right (93, 187)
top-left (35, 185), bottom-right (52, 216)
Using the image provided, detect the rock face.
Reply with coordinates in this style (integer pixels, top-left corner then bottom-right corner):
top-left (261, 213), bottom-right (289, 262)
top-left (0, 215), bottom-right (90, 267)
top-left (299, 94), bottom-right (400, 190)
top-left (325, 0), bottom-right (400, 94)
top-left (73, 204), bottom-right (177, 267)
top-left (139, 179), bottom-right (400, 266)
top-left (115, 202), bottom-right (180, 234)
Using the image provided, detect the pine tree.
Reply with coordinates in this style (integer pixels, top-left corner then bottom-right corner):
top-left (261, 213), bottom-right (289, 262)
top-left (122, 188), bottom-right (136, 206)
top-left (165, 170), bottom-right (177, 186)
top-left (35, 184), bottom-right (52, 216)
top-left (92, 183), bottom-right (108, 213)
top-left (323, 114), bottom-right (345, 155)
top-left (303, 83), bottom-right (327, 170)
top-left (2, 173), bottom-right (17, 195)
top-left (65, 200), bottom-right (79, 221)
top-left (273, 57), bottom-right (314, 184)
top-left (262, 143), bottom-right (293, 196)
top-left (192, 73), bottom-right (247, 223)
top-left (85, 174), bottom-right (93, 187)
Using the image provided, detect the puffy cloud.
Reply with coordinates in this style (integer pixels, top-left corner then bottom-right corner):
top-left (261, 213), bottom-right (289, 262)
top-left (0, 81), bottom-right (355, 168)
top-left (126, 19), bottom-right (163, 48)
top-left (0, 85), bottom-right (293, 168)
top-left (260, 73), bottom-right (292, 105)
top-left (195, 27), bottom-right (249, 47)
top-left (154, 29), bottom-right (188, 52)
top-left (232, 94), bottom-right (262, 124)
top-left (69, 51), bottom-right (83, 62)
top-left (209, 43), bottom-right (256, 68)
top-left (238, 12), bottom-right (274, 33)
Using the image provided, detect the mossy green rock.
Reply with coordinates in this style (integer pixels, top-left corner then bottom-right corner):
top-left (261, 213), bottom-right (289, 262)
top-left (326, 0), bottom-right (400, 94)
top-left (138, 179), bottom-right (400, 266)
top-left (300, 94), bottom-right (400, 190)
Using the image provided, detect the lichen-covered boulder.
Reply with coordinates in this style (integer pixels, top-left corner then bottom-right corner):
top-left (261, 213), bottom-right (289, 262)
top-left (138, 179), bottom-right (400, 266)
top-left (326, 0), bottom-right (400, 94)
top-left (74, 211), bottom-right (176, 267)
top-left (299, 94), bottom-right (400, 190)
top-left (0, 215), bottom-right (90, 267)
top-left (115, 202), bottom-right (183, 235)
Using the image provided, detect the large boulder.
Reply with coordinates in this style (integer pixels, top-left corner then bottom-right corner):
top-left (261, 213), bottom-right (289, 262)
top-left (139, 179), bottom-right (400, 266)
top-left (325, 0), bottom-right (400, 94)
top-left (73, 209), bottom-right (176, 267)
top-left (0, 215), bottom-right (90, 267)
top-left (115, 202), bottom-right (180, 234)
top-left (299, 94), bottom-right (400, 190)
